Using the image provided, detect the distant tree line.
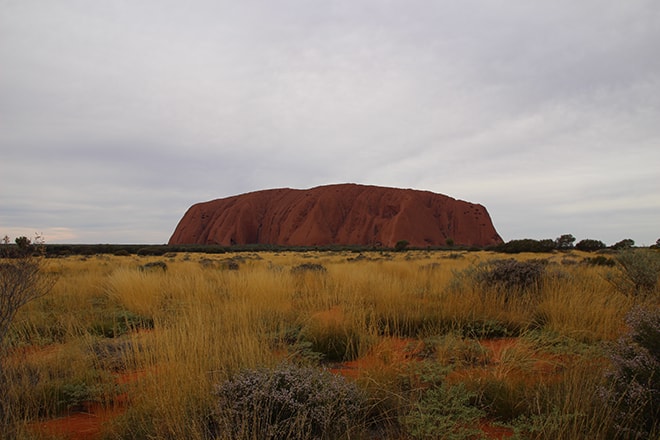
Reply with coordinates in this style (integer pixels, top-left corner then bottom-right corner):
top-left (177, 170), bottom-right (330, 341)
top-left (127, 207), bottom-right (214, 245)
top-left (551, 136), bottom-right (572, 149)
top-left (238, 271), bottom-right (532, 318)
top-left (493, 234), bottom-right (654, 254)
top-left (2, 235), bottom-right (658, 257)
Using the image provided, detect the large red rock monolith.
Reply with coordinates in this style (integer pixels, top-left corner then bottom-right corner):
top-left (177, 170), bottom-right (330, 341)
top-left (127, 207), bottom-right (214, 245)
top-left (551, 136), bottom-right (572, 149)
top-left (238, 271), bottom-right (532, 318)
top-left (168, 183), bottom-right (503, 248)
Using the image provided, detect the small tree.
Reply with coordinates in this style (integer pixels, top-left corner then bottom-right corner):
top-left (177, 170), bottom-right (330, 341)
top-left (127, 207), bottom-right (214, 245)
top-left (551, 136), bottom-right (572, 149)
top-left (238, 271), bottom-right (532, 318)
top-left (1, 234), bottom-right (55, 433)
top-left (555, 234), bottom-right (575, 250)
top-left (0, 234), bottom-right (55, 347)
top-left (612, 238), bottom-right (635, 250)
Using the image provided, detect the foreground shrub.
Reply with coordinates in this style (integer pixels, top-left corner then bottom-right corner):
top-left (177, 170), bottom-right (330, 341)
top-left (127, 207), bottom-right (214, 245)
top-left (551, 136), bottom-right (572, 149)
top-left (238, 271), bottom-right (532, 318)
top-left (215, 363), bottom-right (366, 440)
top-left (600, 305), bottom-right (660, 439)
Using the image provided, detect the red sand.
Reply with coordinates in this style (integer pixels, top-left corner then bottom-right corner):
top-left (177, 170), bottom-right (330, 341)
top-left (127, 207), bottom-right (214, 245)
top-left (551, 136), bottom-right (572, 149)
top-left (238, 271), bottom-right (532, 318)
top-left (33, 403), bottom-right (121, 440)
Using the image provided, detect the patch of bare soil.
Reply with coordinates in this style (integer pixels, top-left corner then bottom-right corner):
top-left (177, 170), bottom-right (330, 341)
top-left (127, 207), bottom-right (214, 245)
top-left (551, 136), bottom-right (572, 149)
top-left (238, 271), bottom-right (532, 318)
top-left (329, 336), bottom-right (423, 378)
top-left (33, 403), bottom-right (121, 440)
top-left (479, 420), bottom-right (514, 439)
top-left (29, 369), bottom-right (148, 440)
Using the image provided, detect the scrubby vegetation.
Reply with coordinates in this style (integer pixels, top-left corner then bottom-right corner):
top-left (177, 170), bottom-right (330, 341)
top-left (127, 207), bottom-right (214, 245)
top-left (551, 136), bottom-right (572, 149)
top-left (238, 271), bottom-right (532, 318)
top-left (0, 246), bottom-right (658, 439)
top-left (216, 363), bottom-right (366, 439)
top-left (600, 305), bottom-right (660, 439)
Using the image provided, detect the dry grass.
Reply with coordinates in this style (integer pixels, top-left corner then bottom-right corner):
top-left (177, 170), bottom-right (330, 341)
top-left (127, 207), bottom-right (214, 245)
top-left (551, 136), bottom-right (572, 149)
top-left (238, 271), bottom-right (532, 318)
top-left (1, 250), bottom-right (649, 439)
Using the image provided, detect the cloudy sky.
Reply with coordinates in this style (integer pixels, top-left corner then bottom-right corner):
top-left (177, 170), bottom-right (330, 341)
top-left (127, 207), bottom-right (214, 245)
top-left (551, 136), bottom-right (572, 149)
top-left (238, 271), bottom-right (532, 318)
top-left (2, 1), bottom-right (659, 245)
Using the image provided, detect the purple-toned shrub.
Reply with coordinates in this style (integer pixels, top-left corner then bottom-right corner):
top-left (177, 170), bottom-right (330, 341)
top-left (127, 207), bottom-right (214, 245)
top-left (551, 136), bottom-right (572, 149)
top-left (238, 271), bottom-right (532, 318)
top-left (215, 363), bottom-right (366, 440)
top-left (601, 305), bottom-right (660, 438)
top-left (455, 258), bottom-right (549, 300)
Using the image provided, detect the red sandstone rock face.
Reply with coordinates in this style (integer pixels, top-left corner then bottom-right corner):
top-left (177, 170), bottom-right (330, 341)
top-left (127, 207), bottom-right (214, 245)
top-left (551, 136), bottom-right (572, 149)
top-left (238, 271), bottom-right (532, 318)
top-left (168, 184), bottom-right (503, 248)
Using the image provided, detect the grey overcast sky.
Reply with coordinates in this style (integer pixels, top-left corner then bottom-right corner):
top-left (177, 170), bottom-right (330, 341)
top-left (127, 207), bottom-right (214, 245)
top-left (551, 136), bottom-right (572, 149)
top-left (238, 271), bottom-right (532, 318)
top-left (1, 1), bottom-right (659, 245)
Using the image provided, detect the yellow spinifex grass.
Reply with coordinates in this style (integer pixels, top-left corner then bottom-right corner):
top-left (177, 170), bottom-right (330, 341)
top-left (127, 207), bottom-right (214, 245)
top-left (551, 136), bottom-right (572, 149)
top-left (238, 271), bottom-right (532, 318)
top-left (2, 250), bottom-right (642, 439)
top-left (537, 266), bottom-right (631, 342)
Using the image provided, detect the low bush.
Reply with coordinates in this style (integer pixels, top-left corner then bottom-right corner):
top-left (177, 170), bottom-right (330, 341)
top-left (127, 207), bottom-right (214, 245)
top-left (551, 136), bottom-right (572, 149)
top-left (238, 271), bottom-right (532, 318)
top-left (89, 309), bottom-right (154, 338)
top-left (453, 259), bottom-right (548, 301)
top-left (138, 261), bottom-right (168, 272)
top-left (460, 319), bottom-right (518, 338)
top-left (478, 259), bottom-right (547, 292)
top-left (291, 263), bottom-right (327, 274)
top-left (215, 363), bottom-right (367, 440)
top-left (404, 382), bottom-right (485, 440)
top-left (583, 255), bottom-right (616, 267)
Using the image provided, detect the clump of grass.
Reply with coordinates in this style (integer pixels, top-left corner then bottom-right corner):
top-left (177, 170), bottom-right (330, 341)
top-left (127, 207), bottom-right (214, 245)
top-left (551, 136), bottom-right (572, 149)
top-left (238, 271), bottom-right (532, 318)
top-left (291, 263), bottom-right (328, 274)
top-left (89, 309), bottom-right (153, 338)
top-left (297, 307), bottom-right (372, 362)
top-left (535, 269), bottom-right (630, 342)
top-left (506, 358), bottom-right (616, 440)
top-left (423, 334), bottom-right (489, 368)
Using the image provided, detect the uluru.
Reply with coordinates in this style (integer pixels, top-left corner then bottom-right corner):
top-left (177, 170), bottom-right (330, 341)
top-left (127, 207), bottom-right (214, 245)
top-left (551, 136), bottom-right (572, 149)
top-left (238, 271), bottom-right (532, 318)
top-left (168, 183), bottom-right (503, 248)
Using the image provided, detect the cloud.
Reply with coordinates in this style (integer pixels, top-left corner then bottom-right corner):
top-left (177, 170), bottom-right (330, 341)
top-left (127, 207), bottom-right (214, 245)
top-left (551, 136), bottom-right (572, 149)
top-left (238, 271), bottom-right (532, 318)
top-left (1, 1), bottom-right (659, 245)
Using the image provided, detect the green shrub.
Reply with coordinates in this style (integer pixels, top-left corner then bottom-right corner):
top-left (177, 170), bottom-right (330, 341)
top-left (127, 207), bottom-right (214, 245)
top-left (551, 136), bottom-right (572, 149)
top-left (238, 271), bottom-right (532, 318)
top-left (90, 309), bottom-right (153, 338)
top-left (215, 363), bottom-right (366, 440)
top-left (404, 382), bottom-right (485, 440)
top-left (583, 255), bottom-right (616, 267)
top-left (610, 249), bottom-right (660, 296)
top-left (460, 319), bottom-right (518, 338)
top-left (57, 381), bottom-right (101, 412)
